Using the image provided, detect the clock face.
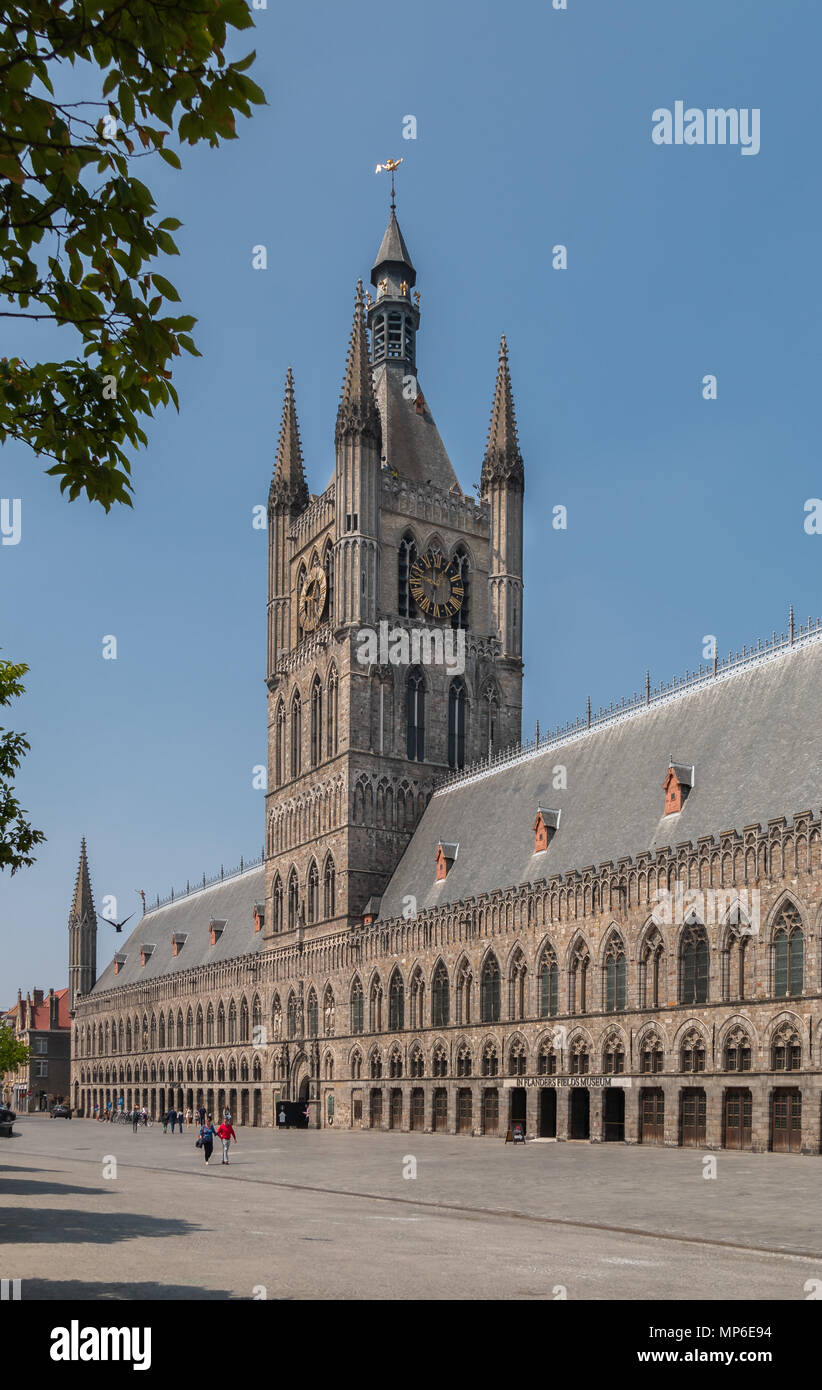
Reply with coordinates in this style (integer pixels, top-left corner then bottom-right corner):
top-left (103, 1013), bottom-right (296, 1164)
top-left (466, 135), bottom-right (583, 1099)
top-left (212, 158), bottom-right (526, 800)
top-left (299, 564), bottom-right (327, 633)
top-left (409, 550), bottom-right (465, 621)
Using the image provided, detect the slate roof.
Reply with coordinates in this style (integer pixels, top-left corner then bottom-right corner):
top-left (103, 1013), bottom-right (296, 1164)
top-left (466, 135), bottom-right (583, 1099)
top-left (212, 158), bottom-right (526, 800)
top-left (373, 362), bottom-right (459, 492)
top-left (378, 635), bottom-right (822, 919)
top-left (371, 211), bottom-right (416, 287)
top-left (91, 866), bottom-right (265, 994)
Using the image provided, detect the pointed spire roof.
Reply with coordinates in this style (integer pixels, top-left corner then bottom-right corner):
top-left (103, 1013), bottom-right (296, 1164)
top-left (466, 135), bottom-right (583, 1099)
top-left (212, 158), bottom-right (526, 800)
top-left (69, 837), bottom-right (96, 927)
top-left (269, 367), bottom-right (309, 512)
top-left (481, 335), bottom-right (524, 495)
top-left (336, 281), bottom-right (381, 444)
top-left (371, 211), bottom-right (416, 288)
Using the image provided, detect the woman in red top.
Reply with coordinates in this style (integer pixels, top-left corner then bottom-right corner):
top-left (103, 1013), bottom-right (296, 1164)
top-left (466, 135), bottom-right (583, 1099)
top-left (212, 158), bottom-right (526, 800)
top-left (216, 1119), bottom-right (237, 1165)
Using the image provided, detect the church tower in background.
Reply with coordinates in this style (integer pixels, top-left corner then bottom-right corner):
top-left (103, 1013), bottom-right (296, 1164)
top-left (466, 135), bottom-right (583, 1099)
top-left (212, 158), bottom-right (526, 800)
top-left (67, 838), bottom-right (97, 1013)
top-left (263, 199), bottom-right (525, 940)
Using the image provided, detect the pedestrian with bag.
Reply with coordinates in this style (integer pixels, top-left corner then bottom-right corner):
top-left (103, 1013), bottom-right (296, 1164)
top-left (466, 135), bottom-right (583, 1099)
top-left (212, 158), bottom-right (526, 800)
top-left (216, 1117), bottom-right (237, 1165)
top-left (196, 1114), bottom-right (216, 1165)
top-left (167, 1106), bottom-right (176, 1134)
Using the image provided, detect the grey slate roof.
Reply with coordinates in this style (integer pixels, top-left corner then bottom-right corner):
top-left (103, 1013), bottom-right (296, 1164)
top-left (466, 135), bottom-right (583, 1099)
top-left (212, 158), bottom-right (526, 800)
top-left (373, 362), bottom-right (459, 492)
top-left (92, 866), bottom-right (265, 994)
top-left (371, 212), bottom-right (415, 286)
top-left (378, 637), bottom-right (822, 919)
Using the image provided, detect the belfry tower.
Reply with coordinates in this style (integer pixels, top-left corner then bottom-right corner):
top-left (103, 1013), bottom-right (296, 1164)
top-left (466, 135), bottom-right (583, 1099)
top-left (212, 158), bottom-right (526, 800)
top-left (67, 838), bottom-right (97, 1013)
top-left (263, 197), bottom-right (524, 939)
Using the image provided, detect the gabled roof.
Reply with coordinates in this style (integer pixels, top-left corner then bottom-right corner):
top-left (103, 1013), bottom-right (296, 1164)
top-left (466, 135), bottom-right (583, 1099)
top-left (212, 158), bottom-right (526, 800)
top-left (92, 867), bottom-right (265, 992)
top-left (378, 635), bottom-right (822, 918)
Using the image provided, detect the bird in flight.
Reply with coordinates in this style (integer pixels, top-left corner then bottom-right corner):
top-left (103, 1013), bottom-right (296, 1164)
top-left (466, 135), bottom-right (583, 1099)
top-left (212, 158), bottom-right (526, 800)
top-left (106, 912), bottom-right (134, 934)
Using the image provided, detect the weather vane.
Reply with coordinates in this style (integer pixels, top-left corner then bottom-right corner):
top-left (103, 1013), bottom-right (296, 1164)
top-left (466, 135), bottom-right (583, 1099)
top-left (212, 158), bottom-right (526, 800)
top-left (375, 157), bottom-right (403, 211)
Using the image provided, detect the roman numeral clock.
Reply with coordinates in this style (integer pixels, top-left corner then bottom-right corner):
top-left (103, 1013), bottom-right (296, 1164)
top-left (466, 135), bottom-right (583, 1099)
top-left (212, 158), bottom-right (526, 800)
top-left (409, 550), bottom-right (465, 620)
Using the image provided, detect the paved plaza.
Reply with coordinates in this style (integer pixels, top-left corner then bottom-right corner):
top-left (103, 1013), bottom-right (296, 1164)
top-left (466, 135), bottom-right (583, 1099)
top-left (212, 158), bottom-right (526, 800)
top-left (2, 1115), bottom-right (821, 1300)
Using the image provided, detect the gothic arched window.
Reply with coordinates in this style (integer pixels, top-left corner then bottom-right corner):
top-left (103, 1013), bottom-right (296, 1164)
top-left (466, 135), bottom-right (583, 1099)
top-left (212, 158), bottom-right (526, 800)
top-left (307, 989), bottom-right (318, 1037)
top-left (771, 1023), bottom-right (801, 1071)
top-left (723, 1026), bottom-right (752, 1072)
top-left (603, 933), bottom-right (627, 1011)
top-left (310, 676), bottom-right (322, 767)
top-left (323, 855), bottom-right (336, 919)
top-left (447, 678), bottom-right (467, 769)
top-left (388, 969), bottom-right (404, 1031)
top-left (290, 690), bottom-right (302, 779)
top-left (323, 542), bottom-right (334, 626)
top-left (296, 563), bottom-right (307, 641)
top-left (602, 1034), bottom-right (625, 1074)
top-left (539, 947), bottom-right (558, 1017)
top-left (772, 903), bottom-right (804, 997)
top-left (272, 874), bottom-right (283, 934)
top-left (216, 1003), bottom-right (225, 1045)
top-left (287, 868), bottom-right (299, 931)
top-left (239, 997), bottom-right (249, 1043)
top-left (450, 546), bottom-right (469, 630)
top-left (326, 666), bottom-right (338, 756)
top-left (406, 666), bottom-right (425, 761)
top-left (432, 961), bottom-right (450, 1027)
top-left (205, 1006), bottom-right (213, 1046)
top-left (398, 533), bottom-right (418, 619)
top-left (350, 978), bottom-right (364, 1035)
top-left (680, 922), bottom-right (709, 1005)
top-left (480, 955), bottom-right (501, 1023)
top-left (195, 1007), bottom-right (203, 1046)
top-left (409, 966), bottom-right (425, 1029)
top-left (227, 1000), bottom-right (237, 1044)
top-left (307, 859), bottom-right (319, 925)
top-left (640, 1032), bottom-right (663, 1073)
top-left (275, 699), bottom-right (285, 787)
top-left (640, 928), bottom-right (664, 1009)
top-left (680, 1028), bottom-right (706, 1073)
top-left (286, 992), bottom-right (297, 1039)
top-left (508, 949), bottom-right (527, 1020)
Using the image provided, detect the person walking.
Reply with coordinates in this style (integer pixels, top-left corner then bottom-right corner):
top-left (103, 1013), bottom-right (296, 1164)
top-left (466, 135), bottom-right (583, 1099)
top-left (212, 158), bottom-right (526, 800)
top-left (140, 1105), bottom-right (148, 1127)
top-left (131, 1106), bottom-right (139, 1133)
top-left (161, 1110), bottom-right (168, 1134)
top-left (278, 1107), bottom-right (287, 1130)
top-left (216, 1117), bottom-right (237, 1165)
top-left (197, 1105), bottom-right (206, 1127)
top-left (185, 1107), bottom-right (192, 1127)
top-left (167, 1106), bottom-right (176, 1134)
top-left (198, 1115), bottom-right (216, 1165)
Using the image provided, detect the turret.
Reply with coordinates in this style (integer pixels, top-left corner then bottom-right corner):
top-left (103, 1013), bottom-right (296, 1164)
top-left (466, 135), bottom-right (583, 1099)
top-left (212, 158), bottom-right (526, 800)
top-left (67, 838), bottom-right (97, 1013)
top-left (334, 281), bottom-right (382, 625)
top-left (481, 336), bottom-right (524, 662)
top-left (267, 368), bottom-right (309, 679)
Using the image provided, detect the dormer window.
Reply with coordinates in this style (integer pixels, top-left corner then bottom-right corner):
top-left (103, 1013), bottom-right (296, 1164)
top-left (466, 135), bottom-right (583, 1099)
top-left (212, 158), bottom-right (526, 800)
top-left (253, 904), bottom-right (265, 934)
top-left (436, 842), bottom-right (458, 882)
top-left (663, 764), bottom-right (694, 816)
top-left (113, 953), bottom-right (127, 975)
top-left (534, 808), bottom-right (560, 853)
top-left (362, 896), bottom-right (381, 927)
top-left (210, 919), bottom-right (227, 946)
top-left (140, 943), bottom-right (155, 968)
top-left (172, 933), bottom-right (188, 957)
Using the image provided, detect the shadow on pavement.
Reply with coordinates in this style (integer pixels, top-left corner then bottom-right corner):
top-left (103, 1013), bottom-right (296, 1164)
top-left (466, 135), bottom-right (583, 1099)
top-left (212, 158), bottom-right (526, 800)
top-left (0, 1177), bottom-right (107, 1198)
top-left (21, 1279), bottom-right (237, 1300)
top-left (3, 1207), bottom-right (199, 1244)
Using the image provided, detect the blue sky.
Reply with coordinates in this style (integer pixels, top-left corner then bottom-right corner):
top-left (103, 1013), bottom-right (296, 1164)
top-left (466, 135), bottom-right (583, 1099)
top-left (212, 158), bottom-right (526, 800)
top-left (2, 0), bottom-right (820, 989)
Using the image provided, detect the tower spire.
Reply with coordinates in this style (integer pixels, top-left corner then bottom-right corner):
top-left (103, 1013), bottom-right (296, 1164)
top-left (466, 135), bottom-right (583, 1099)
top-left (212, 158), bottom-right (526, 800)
top-left (68, 838), bottom-right (97, 1013)
top-left (269, 367), bottom-right (309, 512)
top-left (481, 335), bottom-right (524, 495)
top-left (336, 281), bottom-right (381, 443)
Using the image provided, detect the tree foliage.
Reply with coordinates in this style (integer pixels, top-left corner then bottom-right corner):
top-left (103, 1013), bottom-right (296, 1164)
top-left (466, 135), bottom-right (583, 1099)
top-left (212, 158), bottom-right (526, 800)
top-left (0, 657), bottom-right (46, 873)
top-left (0, 1), bottom-right (265, 508)
top-left (0, 1019), bottom-right (31, 1078)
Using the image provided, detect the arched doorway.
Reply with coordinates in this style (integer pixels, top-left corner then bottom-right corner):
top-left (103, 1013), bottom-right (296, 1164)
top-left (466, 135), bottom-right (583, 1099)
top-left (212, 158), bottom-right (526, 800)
top-left (569, 1089), bottom-right (590, 1140)
top-left (509, 1088), bottom-right (526, 1130)
top-left (603, 1088), bottom-right (625, 1142)
top-left (539, 1088), bottom-right (556, 1138)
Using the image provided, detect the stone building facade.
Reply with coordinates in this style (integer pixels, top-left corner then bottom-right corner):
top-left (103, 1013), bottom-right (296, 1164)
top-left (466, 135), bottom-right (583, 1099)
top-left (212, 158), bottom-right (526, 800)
top-left (3, 986), bottom-right (71, 1112)
top-left (69, 205), bottom-right (822, 1155)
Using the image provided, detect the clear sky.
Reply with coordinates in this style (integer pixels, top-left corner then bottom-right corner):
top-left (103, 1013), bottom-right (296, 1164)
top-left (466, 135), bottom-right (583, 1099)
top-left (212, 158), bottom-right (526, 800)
top-left (2, 0), bottom-right (820, 991)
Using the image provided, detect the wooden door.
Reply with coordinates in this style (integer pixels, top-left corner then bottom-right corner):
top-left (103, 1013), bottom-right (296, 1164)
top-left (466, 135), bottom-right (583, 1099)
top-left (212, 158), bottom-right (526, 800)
top-left (640, 1088), bottom-right (664, 1144)
top-left (680, 1088), bottom-right (707, 1147)
top-left (724, 1088), bottom-right (752, 1150)
top-left (482, 1088), bottom-right (499, 1135)
top-left (410, 1087), bottom-right (425, 1130)
top-left (603, 1087), bottom-right (625, 1142)
top-left (772, 1088), bottom-right (801, 1153)
top-left (433, 1087), bottom-right (447, 1132)
top-left (457, 1088), bottom-right (472, 1134)
top-left (369, 1088), bottom-right (383, 1129)
top-left (390, 1088), bottom-right (403, 1130)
